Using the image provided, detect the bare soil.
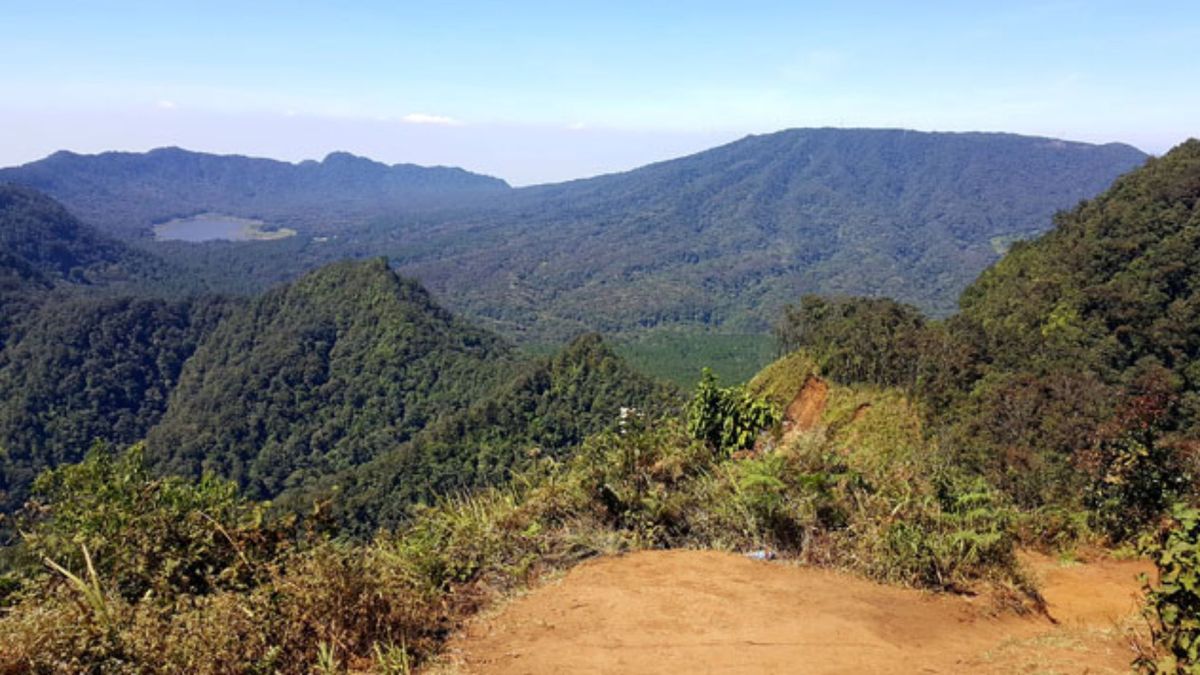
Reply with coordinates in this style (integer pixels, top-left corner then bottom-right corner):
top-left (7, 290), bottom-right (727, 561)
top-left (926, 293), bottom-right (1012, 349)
top-left (785, 376), bottom-right (829, 433)
top-left (444, 549), bottom-right (1151, 674)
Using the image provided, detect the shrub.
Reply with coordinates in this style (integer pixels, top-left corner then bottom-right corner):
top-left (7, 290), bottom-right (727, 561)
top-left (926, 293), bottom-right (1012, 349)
top-left (17, 442), bottom-right (282, 602)
top-left (686, 369), bottom-right (779, 454)
top-left (1140, 504), bottom-right (1200, 673)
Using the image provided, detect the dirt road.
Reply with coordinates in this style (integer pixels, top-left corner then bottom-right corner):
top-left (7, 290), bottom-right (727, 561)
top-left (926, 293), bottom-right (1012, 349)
top-left (446, 549), bottom-right (1151, 674)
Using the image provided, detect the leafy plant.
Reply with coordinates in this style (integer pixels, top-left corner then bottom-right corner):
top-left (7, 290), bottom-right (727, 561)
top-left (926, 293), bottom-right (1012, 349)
top-left (19, 442), bottom-right (280, 602)
top-left (1140, 504), bottom-right (1200, 673)
top-left (686, 369), bottom-right (780, 454)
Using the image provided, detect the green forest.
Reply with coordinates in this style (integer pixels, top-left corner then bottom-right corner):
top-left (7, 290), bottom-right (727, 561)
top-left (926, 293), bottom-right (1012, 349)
top-left (2, 130), bottom-right (1145, 345)
top-left (0, 136), bottom-right (1198, 672)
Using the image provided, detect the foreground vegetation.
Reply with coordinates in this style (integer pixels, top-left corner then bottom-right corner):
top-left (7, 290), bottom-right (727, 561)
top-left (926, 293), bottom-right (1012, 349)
top-left (772, 140), bottom-right (1200, 670)
top-left (1, 139), bottom-right (1198, 671)
top-left (0, 362), bottom-right (1033, 672)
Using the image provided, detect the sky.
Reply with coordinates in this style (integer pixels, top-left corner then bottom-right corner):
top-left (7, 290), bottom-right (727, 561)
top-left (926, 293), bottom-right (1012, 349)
top-left (1, 1), bottom-right (1197, 185)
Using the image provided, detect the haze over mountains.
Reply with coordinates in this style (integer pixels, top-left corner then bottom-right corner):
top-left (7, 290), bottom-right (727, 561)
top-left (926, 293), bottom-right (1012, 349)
top-left (0, 128), bottom-right (1147, 344)
top-left (0, 147), bottom-right (510, 239)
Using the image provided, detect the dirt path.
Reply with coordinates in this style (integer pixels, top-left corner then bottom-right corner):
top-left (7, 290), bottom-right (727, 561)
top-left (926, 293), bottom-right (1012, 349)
top-left (785, 376), bottom-right (828, 433)
top-left (444, 549), bottom-right (1151, 674)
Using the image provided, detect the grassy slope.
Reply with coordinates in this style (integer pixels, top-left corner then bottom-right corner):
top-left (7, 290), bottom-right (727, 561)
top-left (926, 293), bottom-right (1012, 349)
top-left (0, 349), bottom-right (1032, 672)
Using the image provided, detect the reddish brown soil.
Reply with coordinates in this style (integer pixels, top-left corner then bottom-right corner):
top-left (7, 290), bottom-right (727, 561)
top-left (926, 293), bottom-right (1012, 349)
top-left (785, 376), bottom-right (829, 433)
top-left (445, 549), bottom-right (1151, 674)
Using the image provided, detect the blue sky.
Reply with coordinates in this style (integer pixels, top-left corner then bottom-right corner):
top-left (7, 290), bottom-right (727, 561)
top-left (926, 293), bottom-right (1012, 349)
top-left (1, 1), bottom-right (1197, 184)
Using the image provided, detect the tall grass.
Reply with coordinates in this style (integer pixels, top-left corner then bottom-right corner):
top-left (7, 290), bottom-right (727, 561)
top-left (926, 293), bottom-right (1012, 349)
top-left (0, 365), bottom-right (1037, 672)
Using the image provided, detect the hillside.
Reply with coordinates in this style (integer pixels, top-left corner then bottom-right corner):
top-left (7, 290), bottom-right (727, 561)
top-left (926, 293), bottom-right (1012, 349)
top-left (396, 128), bottom-right (1147, 337)
top-left (144, 258), bottom-right (517, 500)
top-left (0, 252), bottom-right (673, 519)
top-left (0, 183), bottom-right (184, 353)
top-left (0, 185), bottom-right (172, 299)
top-left (0, 295), bottom-right (233, 512)
top-left (771, 138), bottom-right (1200, 541)
top-left (1, 131), bottom-right (1147, 348)
top-left (0, 147), bottom-right (510, 238)
top-left (959, 137), bottom-right (1200, 378)
top-left (947, 138), bottom-right (1200, 532)
top-left (313, 333), bottom-right (678, 531)
top-left (0, 186), bottom-right (227, 511)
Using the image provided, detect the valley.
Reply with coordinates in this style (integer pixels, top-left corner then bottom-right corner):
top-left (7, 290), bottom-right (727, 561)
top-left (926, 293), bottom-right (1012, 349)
top-left (3, 4), bottom-right (1197, 672)
top-left (0, 134), bottom-right (1197, 674)
top-left (1, 131), bottom-right (1146, 344)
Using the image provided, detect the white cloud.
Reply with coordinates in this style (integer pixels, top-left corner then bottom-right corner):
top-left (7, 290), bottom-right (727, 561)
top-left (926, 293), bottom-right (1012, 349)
top-left (400, 112), bottom-right (462, 126)
top-left (156, 100), bottom-right (177, 110)
top-left (566, 121), bottom-right (587, 131)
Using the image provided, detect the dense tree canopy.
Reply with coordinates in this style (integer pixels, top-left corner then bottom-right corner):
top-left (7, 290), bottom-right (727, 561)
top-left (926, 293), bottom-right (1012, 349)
top-left (0, 295), bottom-right (232, 512)
top-left (773, 139), bottom-right (1200, 537)
top-left (145, 258), bottom-right (516, 500)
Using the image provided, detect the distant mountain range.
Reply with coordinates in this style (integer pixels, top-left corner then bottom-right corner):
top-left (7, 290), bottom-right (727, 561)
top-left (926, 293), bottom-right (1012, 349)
top-left (0, 129), bottom-right (1149, 340)
top-left (403, 129), bottom-right (1149, 331)
top-left (0, 147), bottom-right (510, 238)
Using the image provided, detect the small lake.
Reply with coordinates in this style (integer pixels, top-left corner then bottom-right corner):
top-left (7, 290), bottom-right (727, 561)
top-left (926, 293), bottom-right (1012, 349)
top-left (153, 214), bottom-right (297, 242)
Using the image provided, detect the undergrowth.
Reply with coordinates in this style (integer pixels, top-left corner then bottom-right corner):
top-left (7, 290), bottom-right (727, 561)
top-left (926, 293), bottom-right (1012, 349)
top-left (0, 364), bottom-right (1037, 673)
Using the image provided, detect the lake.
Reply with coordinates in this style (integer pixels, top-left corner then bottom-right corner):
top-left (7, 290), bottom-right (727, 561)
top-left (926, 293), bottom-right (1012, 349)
top-left (153, 214), bottom-right (297, 242)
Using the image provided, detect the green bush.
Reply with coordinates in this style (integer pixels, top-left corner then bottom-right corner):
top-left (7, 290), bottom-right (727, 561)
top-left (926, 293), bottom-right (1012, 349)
top-left (686, 369), bottom-right (780, 454)
top-left (19, 442), bottom-right (282, 602)
top-left (1140, 504), bottom-right (1200, 673)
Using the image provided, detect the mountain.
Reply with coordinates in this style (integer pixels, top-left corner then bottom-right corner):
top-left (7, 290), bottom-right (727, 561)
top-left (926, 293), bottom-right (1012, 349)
top-left (0, 130), bottom-right (1149, 350)
top-left (0, 256), bottom-right (672, 516)
top-left (0, 147), bottom-right (511, 238)
top-left (959, 137), bottom-right (1200, 379)
top-left (144, 258), bottom-right (675, 513)
top-left (397, 129), bottom-right (1148, 336)
top-left (947, 140), bottom-right (1200, 526)
top-left (144, 258), bottom-right (515, 499)
top-left (0, 184), bottom-right (179, 347)
top-left (307, 333), bottom-right (677, 530)
top-left (0, 184), bottom-right (168, 286)
top-left (772, 138), bottom-right (1200, 539)
top-left (0, 186), bottom-right (227, 511)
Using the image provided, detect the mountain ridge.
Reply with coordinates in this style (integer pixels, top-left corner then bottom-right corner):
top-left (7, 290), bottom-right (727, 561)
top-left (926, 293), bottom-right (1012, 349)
top-left (0, 147), bottom-right (510, 238)
top-left (0, 129), bottom-right (1152, 344)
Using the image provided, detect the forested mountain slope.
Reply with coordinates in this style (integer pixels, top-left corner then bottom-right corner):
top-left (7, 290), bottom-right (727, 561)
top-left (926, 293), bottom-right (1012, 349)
top-left (1, 130), bottom-right (1146, 344)
top-left (0, 186), bottom-right (227, 511)
top-left (959, 137), bottom-right (1200, 380)
top-left (775, 138), bottom-right (1200, 540)
top-left (948, 138), bottom-right (1200, 527)
top-left (0, 147), bottom-right (510, 238)
top-left (0, 295), bottom-right (233, 512)
top-left (400, 129), bottom-right (1147, 336)
top-left (310, 333), bottom-right (678, 530)
top-left (0, 185), bottom-right (178, 340)
top-left (0, 184), bottom-right (175, 337)
top-left (0, 184), bottom-right (168, 285)
top-left (145, 258), bottom-right (516, 499)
